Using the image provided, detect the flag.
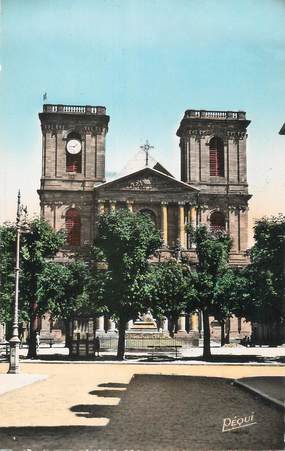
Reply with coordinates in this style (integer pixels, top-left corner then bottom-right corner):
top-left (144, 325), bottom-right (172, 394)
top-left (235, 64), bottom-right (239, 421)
top-left (43, 92), bottom-right (47, 102)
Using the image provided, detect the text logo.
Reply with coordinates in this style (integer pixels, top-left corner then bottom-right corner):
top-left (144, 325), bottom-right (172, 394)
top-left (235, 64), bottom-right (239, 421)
top-left (222, 412), bottom-right (256, 432)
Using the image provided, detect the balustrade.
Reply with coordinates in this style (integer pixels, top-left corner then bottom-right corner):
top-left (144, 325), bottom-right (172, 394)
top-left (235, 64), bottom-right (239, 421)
top-left (43, 104), bottom-right (106, 115)
top-left (185, 109), bottom-right (246, 120)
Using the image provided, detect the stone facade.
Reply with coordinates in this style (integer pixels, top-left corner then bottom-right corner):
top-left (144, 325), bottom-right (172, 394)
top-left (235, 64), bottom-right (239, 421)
top-left (177, 109), bottom-right (251, 263)
top-left (38, 104), bottom-right (109, 249)
top-left (38, 105), bottom-right (252, 344)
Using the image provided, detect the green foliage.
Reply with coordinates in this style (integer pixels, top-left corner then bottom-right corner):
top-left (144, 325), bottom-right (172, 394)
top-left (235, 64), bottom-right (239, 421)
top-left (245, 214), bottom-right (285, 323)
top-left (19, 218), bottom-right (66, 316)
top-left (93, 209), bottom-right (162, 321)
top-left (188, 225), bottom-right (232, 276)
top-left (0, 218), bottom-right (66, 322)
top-left (0, 224), bottom-right (17, 323)
top-left (186, 224), bottom-right (233, 358)
top-left (37, 260), bottom-right (90, 320)
top-left (213, 268), bottom-right (250, 320)
top-left (147, 260), bottom-right (196, 321)
top-left (187, 225), bottom-right (232, 315)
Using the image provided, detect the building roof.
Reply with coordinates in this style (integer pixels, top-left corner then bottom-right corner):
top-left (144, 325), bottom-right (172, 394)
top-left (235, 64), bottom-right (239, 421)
top-left (116, 149), bottom-right (173, 178)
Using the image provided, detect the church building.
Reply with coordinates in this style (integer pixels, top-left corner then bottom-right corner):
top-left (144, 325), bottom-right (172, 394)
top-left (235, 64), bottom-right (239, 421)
top-left (38, 104), bottom-right (252, 345)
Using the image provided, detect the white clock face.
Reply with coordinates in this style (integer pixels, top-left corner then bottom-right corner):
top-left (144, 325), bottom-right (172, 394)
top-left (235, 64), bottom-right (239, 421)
top-left (66, 139), bottom-right (81, 155)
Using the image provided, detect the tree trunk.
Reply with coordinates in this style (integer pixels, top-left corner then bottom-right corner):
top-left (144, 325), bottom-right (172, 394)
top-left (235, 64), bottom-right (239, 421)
top-left (225, 317), bottom-right (231, 344)
top-left (220, 320), bottom-right (225, 346)
top-left (117, 318), bottom-right (127, 360)
top-left (169, 316), bottom-right (176, 338)
top-left (202, 308), bottom-right (211, 359)
top-left (64, 319), bottom-right (72, 352)
top-left (27, 304), bottom-right (39, 359)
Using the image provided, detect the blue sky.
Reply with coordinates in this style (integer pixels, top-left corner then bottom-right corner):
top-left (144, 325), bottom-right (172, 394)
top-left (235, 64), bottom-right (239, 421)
top-left (0, 0), bottom-right (285, 241)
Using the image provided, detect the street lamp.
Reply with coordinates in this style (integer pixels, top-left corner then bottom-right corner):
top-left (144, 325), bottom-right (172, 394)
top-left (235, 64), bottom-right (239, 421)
top-left (8, 191), bottom-right (25, 374)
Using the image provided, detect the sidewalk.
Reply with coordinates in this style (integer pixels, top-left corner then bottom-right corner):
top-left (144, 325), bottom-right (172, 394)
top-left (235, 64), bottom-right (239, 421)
top-left (0, 373), bottom-right (47, 395)
top-left (235, 376), bottom-right (285, 409)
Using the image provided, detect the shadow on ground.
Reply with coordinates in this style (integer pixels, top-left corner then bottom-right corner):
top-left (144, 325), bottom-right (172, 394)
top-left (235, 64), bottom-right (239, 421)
top-left (16, 353), bottom-right (285, 364)
top-left (89, 389), bottom-right (125, 397)
top-left (179, 354), bottom-right (285, 364)
top-left (70, 404), bottom-right (115, 419)
top-left (98, 382), bottom-right (128, 388)
top-left (0, 375), bottom-right (283, 450)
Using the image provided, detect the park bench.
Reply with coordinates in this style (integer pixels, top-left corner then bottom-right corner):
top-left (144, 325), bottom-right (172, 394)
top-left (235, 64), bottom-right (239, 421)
top-left (147, 345), bottom-right (182, 360)
top-left (39, 337), bottom-right (55, 348)
top-left (0, 341), bottom-right (9, 356)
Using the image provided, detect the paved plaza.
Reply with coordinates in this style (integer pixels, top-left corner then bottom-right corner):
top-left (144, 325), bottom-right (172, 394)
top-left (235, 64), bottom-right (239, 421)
top-left (2, 343), bottom-right (285, 362)
top-left (0, 361), bottom-right (284, 450)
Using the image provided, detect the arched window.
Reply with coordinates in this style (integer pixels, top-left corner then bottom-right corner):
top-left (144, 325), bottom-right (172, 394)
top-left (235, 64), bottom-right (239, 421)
top-left (138, 209), bottom-right (157, 226)
top-left (66, 132), bottom-right (82, 173)
top-left (209, 137), bottom-right (224, 177)
top-left (65, 208), bottom-right (81, 246)
top-left (66, 153), bottom-right (82, 173)
top-left (210, 211), bottom-right (226, 232)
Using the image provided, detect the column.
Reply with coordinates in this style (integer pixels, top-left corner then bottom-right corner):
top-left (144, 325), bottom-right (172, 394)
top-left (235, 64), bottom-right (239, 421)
top-left (79, 319), bottom-right (88, 339)
top-left (185, 205), bottom-right (191, 249)
top-left (162, 317), bottom-right (169, 334)
top-left (0, 323), bottom-right (6, 341)
top-left (190, 206), bottom-right (196, 229)
top-left (161, 202), bottom-right (168, 246)
top-left (73, 320), bottom-right (79, 339)
top-left (126, 200), bottom-right (133, 212)
top-left (229, 209), bottom-right (238, 251)
top-left (96, 316), bottom-right (105, 334)
top-left (190, 205), bottom-right (197, 248)
top-left (178, 202), bottom-right (185, 248)
top-left (107, 319), bottom-right (116, 333)
top-left (109, 200), bottom-right (116, 212)
top-left (191, 312), bottom-right (199, 332)
top-left (126, 320), bottom-right (133, 330)
top-left (98, 200), bottom-right (105, 215)
top-left (88, 318), bottom-right (94, 337)
top-left (177, 314), bottom-right (186, 334)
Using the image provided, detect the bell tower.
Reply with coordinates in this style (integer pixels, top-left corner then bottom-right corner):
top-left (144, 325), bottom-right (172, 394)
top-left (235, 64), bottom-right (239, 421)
top-left (39, 104), bottom-right (109, 191)
top-left (38, 104), bottom-right (109, 247)
top-left (177, 109), bottom-right (252, 261)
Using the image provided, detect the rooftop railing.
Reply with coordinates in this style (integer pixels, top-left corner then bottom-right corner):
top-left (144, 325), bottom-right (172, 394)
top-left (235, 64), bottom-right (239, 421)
top-left (43, 104), bottom-right (106, 115)
top-left (185, 110), bottom-right (246, 120)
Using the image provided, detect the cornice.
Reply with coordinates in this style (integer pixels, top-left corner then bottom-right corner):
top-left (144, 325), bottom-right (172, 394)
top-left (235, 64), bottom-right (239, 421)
top-left (180, 129), bottom-right (247, 140)
top-left (41, 123), bottom-right (107, 136)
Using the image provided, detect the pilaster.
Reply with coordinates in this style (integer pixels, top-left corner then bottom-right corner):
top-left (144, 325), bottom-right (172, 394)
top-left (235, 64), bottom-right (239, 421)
top-left (178, 202), bottom-right (185, 248)
top-left (161, 202), bottom-right (168, 246)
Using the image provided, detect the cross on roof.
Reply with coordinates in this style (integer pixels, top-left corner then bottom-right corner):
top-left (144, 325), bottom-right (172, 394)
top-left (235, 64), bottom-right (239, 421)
top-left (140, 140), bottom-right (154, 166)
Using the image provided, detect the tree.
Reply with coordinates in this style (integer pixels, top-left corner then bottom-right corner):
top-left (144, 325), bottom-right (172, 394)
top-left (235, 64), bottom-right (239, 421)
top-left (0, 224), bottom-right (20, 333)
top-left (0, 218), bottom-right (66, 358)
top-left (37, 259), bottom-right (91, 349)
top-left (147, 260), bottom-right (196, 336)
top-left (186, 224), bottom-right (232, 359)
top-left (93, 209), bottom-right (162, 359)
top-left (213, 267), bottom-right (250, 345)
top-left (244, 215), bottom-right (285, 343)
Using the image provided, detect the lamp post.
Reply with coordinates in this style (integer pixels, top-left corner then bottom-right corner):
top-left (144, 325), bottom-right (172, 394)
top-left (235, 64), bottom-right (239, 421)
top-left (8, 191), bottom-right (22, 374)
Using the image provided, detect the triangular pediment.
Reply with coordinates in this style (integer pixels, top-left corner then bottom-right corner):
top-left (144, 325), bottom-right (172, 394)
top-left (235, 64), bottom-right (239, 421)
top-left (94, 167), bottom-right (199, 193)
